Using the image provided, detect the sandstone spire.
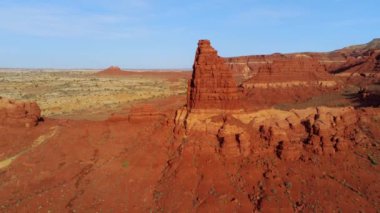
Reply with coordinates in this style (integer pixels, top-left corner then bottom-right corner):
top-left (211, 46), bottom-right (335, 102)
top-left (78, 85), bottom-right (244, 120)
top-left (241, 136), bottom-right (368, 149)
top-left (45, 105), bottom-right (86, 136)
top-left (187, 40), bottom-right (242, 110)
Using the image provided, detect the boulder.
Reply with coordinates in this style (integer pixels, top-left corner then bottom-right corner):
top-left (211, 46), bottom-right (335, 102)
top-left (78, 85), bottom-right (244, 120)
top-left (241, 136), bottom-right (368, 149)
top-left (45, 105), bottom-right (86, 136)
top-left (0, 97), bottom-right (41, 127)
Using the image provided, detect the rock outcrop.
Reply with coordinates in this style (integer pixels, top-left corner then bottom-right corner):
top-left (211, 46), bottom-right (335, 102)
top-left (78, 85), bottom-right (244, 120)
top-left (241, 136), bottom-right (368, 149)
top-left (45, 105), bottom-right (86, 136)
top-left (176, 106), bottom-right (367, 159)
top-left (225, 54), bottom-right (338, 84)
top-left (96, 66), bottom-right (125, 76)
top-left (176, 39), bottom-right (378, 160)
top-left (242, 55), bottom-right (335, 89)
top-left (331, 50), bottom-right (380, 86)
top-left (187, 40), bottom-right (242, 110)
top-left (225, 38), bottom-right (380, 78)
top-left (0, 97), bottom-right (41, 127)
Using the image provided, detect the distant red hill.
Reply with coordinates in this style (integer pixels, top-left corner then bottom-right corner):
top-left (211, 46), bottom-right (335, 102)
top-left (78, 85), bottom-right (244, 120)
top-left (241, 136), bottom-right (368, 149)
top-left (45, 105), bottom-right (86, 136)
top-left (95, 66), bottom-right (191, 81)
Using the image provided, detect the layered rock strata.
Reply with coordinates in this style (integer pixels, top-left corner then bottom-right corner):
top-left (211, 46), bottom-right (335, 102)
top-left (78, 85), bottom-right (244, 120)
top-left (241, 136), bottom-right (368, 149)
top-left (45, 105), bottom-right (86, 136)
top-left (187, 40), bottom-right (242, 111)
top-left (241, 55), bottom-right (335, 89)
top-left (0, 97), bottom-right (41, 127)
top-left (225, 38), bottom-right (380, 82)
top-left (177, 39), bottom-right (375, 159)
top-left (175, 106), bottom-right (369, 159)
top-left (225, 54), bottom-right (340, 84)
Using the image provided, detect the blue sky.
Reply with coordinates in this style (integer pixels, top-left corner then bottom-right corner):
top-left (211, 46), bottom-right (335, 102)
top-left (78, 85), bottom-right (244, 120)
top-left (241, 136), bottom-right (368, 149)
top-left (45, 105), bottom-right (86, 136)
top-left (0, 0), bottom-right (379, 69)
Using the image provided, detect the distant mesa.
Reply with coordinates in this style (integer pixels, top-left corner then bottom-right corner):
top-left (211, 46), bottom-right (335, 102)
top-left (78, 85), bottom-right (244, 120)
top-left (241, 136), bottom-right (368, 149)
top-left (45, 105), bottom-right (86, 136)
top-left (0, 97), bottom-right (42, 127)
top-left (96, 66), bottom-right (125, 76)
top-left (95, 65), bottom-right (192, 81)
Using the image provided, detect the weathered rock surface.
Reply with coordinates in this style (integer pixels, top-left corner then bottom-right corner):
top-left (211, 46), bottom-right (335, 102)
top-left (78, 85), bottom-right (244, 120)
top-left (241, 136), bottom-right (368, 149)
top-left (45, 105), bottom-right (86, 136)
top-left (186, 40), bottom-right (340, 110)
top-left (226, 38), bottom-right (380, 79)
top-left (176, 105), bottom-right (374, 160)
top-left (169, 104), bottom-right (380, 212)
top-left (226, 54), bottom-right (336, 84)
top-left (242, 55), bottom-right (335, 89)
top-left (187, 40), bottom-right (242, 110)
top-left (0, 97), bottom-right (41, 127)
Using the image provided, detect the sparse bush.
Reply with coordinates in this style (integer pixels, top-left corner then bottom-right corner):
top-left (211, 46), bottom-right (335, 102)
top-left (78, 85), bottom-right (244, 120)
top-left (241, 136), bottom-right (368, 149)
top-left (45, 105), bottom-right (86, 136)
top-left (122, 161), bottom-right (129, 168)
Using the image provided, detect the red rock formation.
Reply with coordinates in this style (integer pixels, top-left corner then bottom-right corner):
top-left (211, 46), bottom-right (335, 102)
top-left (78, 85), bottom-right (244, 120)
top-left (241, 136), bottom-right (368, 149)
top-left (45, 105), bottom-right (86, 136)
top-left (0, 97), bottom-right (41, 127)
top-left (96, 66), bottom-right (125, 76)
top-left (225, 53), bottom-right (290, 83)
top-left (344, 50), bottom-right (380, 73)
top-left (177, 106), bottom-right (364, 159)
top-left (230, 56), bottom-right (336, 108)
top-left (95, 66), bottom-right (192, 82)
top-left (187, 40), bottom-right (242, 110)
top-left (243, 55), bottom-right (332, 85)
top-left (225, 38), bottom-right (380, 78)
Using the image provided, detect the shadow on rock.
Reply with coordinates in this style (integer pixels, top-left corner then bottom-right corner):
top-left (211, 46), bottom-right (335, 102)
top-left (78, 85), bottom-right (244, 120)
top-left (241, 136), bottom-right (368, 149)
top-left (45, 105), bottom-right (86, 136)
top-left (345, 89), bottom-right (380, 107)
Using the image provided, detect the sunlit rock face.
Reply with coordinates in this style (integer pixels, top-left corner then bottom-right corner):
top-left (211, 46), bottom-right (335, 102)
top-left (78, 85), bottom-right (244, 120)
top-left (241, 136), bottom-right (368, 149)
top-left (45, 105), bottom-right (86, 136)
top-left (187, 40), bottom-right (242, 111)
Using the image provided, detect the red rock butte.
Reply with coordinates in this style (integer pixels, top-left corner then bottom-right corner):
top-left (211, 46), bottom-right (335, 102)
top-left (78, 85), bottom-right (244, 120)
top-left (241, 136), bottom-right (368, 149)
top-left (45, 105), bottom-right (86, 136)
top-left (187, 40), bottom-right (242, 110)
top-left (96, 66), bottom-right (124, 76)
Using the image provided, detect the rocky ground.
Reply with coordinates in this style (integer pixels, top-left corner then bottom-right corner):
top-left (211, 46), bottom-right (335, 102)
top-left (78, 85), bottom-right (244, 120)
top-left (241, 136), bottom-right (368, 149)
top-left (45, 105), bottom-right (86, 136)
top-left (0, 96), bottom-right (379, 212)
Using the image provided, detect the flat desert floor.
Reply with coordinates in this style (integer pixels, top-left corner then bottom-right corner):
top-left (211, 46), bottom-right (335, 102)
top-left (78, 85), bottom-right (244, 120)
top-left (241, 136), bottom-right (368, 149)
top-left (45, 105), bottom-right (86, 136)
top-left (0, 70), bottom-right (188, 120)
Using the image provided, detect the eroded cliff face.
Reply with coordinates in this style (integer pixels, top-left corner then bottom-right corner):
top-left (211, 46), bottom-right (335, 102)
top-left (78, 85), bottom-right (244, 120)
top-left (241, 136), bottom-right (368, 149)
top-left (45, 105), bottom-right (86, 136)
top-left (225, 53), bottom-right (339, 84)
top-left (166, 40), bottom-right (380, 212)
top-left (0, 97), bottom-right (41, 127)
top-left (176, 40), bottom-right (375, 161)
top-left (242, 55), bottom-right (335, 89)
top-left (176, 106), bottom-right (369, 158)
top-left (225, 38), bottom-right (380, 85)
top-left (170, 102), bottom-right (380, 212)
top-left (187, 40), bottom-right (242, 111)
top-left (186, 40), bottom-right (341, 110)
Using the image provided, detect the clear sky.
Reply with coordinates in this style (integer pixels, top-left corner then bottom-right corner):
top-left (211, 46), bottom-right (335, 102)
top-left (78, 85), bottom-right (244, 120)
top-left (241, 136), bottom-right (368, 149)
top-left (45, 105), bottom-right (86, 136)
top-left (0, 0), bottom-right (379, 69)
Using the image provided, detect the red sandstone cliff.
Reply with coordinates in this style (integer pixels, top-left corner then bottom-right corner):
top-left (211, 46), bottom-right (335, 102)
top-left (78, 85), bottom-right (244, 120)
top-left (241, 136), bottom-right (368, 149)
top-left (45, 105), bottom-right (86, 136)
top-left (225, 38), bottom-right (380, 80)
top-left (186, 40), bottom-right (339, 110)
top-left (342, 50), bottom-right (380, 74)
top-left (187, 40), bottom-right (242, 110)
top-left (241, 55), bottom-right (333, 87)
